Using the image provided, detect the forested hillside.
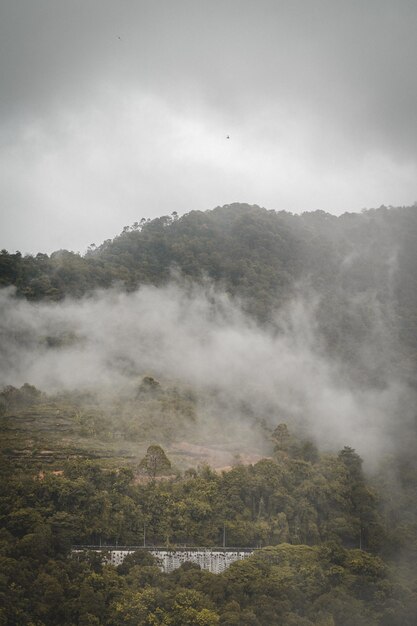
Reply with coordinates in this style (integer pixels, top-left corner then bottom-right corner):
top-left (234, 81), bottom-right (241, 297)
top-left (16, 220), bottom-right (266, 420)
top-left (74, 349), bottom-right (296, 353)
top-left (1, 204), bottom-right (417, 625)
top-left (2, 203), bottom-right (417, 381)
top-left (1, 407), bottom-right (417, 625)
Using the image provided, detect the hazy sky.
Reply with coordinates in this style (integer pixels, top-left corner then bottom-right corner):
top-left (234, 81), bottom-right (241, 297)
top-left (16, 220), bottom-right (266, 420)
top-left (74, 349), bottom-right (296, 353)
top-left (1, 0), bottom-right (417, 254)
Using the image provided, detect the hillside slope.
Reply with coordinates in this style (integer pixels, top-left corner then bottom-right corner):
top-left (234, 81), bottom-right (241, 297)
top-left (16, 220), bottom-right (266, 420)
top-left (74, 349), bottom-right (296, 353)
top-left (2, 203), bottom-right (417, 383)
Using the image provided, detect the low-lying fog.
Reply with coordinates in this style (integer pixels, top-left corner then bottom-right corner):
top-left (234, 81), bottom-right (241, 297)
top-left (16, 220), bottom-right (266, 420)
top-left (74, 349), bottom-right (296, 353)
top-left (0, 279), bottom-right (415, 466)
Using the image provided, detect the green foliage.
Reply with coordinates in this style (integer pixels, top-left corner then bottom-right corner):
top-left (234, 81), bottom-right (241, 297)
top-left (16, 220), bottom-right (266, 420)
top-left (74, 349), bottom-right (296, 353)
top-left (1, 433), bottom-right (416, 624)
top-left (139, 445), bottom-right (172, 479)
top-left (2, 204), bottom-right (417, 622)
top-left (3, 202), bottom-right (417, 381)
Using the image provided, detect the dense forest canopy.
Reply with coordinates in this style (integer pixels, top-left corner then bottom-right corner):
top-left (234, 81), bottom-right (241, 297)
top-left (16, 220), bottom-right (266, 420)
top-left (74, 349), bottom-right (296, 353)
top-left (2, 202), bottom-right (417, 376)
top-left (1, 203), bottom-right (417, 625)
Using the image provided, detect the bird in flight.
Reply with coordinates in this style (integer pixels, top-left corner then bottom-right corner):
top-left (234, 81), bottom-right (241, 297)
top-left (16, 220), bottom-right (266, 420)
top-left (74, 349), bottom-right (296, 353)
top-left (226, 135), bottom-right (230, 139)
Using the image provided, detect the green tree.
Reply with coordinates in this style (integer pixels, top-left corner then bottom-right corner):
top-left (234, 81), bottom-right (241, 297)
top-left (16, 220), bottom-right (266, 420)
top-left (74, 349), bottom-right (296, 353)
top-left (139, 445), bottom-right (172, 480)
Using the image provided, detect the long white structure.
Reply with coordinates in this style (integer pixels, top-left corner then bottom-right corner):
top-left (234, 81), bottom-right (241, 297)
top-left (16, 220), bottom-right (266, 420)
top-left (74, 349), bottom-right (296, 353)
top-left (73, 547), bottom-right (254, 574)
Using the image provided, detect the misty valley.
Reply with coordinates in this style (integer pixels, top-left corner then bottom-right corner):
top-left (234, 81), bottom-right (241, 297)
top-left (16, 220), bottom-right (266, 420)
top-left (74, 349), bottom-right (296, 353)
top-left (1, 204), bottom-right (417, 625)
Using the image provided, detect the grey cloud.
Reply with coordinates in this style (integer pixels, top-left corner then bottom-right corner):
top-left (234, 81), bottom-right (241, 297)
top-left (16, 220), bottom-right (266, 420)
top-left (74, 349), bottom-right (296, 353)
top-left (2, 1), bottom-right (417, 154)
top-left (1, 1), bottom-right (417, 253)
top-left (0, 281), bottom-right (414, 465)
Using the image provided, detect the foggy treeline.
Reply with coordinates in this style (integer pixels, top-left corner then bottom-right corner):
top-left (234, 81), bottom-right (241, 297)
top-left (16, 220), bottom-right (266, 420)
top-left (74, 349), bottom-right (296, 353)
top-left (1, 203), bottom-right (417, 455)
top-left (2, 202), bottom-right (417, 376)
top-left (1, 203), bottom-right (417, 625)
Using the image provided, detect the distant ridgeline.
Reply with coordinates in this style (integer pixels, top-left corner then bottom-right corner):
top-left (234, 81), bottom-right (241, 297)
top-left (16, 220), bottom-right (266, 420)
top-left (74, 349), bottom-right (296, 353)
top-left (2, 202), bottom-right (417, 382)
top-left (72, 546), bottom-right (255, 574)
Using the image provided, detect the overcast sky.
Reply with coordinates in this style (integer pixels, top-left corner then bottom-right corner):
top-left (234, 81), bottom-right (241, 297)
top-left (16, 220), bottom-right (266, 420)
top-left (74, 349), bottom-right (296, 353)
top-left (1, 0), bottom-right (417, 254)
